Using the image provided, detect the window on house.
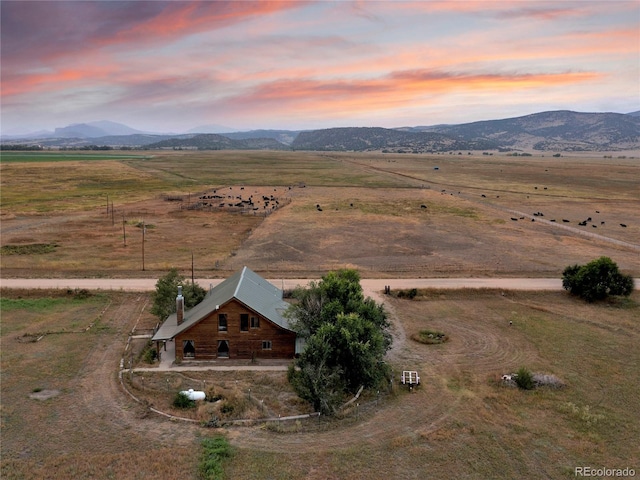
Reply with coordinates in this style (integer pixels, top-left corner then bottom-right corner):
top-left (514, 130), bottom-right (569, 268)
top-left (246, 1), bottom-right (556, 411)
top-left (251, 316), bottom-right (260, 328)
top-left (218, 313), bottom-right (227, 331)
top-left (262, 340), bottom-right (272, 350)
top-left (240, 313), bottom-right (249, 332)
top-left (183, 340), bottom-right (195, 358)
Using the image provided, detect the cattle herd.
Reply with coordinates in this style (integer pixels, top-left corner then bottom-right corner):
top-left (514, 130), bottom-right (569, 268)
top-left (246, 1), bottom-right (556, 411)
top-left (187, 186), bottom-right (292, 215)
top-left (514, 210), bottom-right (627, 229)
top-left (181, 182), bottom-right (630, 232)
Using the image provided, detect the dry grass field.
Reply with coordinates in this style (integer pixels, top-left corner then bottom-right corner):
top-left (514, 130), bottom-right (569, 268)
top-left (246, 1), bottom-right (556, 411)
top-left (1, 288), bottom-right (638, 479)
top-left (1, 150), bottom-right (638, 278)
top-left (1, 150), bottom-right (639, 479)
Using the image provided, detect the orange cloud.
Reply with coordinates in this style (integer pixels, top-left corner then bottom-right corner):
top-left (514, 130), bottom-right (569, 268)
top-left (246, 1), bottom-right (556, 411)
top-left (1, 64), bottom-right (119, 98)
top-left (218, 70), bottom-right (603, 119)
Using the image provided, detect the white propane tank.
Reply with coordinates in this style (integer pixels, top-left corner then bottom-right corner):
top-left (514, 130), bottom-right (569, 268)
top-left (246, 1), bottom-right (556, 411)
top-left (180, 388), bottom-right (206, 401)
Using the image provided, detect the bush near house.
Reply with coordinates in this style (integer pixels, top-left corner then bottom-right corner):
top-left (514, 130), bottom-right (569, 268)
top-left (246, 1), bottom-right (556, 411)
top-left (172, 391), bottom-right (196, 409)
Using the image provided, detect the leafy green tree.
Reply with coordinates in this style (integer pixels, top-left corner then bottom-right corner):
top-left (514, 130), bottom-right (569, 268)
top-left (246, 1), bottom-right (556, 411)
top-left (150, 268), bottom-right (206, 320)
top-left (325, 312), bottom-right (391, 391)
top-left (286, 269), bottom-right (392, 414)
top-left (287, 328), bottom-right (345, 415)
top-left (287, 269), bottom-right (391, 347)
top-left (562, 257), bottom-right (634, 302)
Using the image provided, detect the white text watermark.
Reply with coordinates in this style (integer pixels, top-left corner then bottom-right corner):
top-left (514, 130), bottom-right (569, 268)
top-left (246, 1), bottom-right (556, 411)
top-left (575, 467), bottom-right (636, 477)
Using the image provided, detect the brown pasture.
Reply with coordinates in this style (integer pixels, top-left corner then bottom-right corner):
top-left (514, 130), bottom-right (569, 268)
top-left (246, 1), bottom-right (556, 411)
top-left (1, 150), bottom-right (638, 278)
top-left (1, 150), bottom-right (639, 479)
top-left (2, 288), bottom-right (638, 479)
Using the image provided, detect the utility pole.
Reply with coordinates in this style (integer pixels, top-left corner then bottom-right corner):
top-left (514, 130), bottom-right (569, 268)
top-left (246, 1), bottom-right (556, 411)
top-left (122, 214), bottom-right (127, 247)
top-left (142, 220), bottom-right (145, 271)
top-left (191, 251), bottom-right (195, 285)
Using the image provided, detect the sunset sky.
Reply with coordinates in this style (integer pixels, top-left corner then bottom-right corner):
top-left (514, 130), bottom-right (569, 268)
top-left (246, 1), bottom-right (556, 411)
top-left (1, 0), bottom-right (639, 135)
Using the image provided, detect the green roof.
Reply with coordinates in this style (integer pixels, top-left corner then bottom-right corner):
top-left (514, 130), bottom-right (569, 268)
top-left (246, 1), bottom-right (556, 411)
top-left (152, 266), bottom-right (293, 341)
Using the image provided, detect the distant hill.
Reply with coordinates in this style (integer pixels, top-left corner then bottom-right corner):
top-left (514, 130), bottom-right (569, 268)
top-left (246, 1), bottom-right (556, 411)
top-left (3, 111), bottom-right (639, 151)
top-left (26, 134), bottom-right (186, 148)
top-left (53, 121), bottom-right (146, 138)
top-left (186, 124), bottom-right (237, 134)
top-left (413, 111), bottom-right (640, 151)
top-left (144, 133), bottom-right (289, 150)
top-left (221, 130), bottom-right (301, 146)
top-left (292, 127), bottom-right (497, 152)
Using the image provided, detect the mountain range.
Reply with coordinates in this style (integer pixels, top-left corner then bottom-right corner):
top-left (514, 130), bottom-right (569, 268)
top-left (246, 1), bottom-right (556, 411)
top-left (2, 111), bottom-right (639, 152)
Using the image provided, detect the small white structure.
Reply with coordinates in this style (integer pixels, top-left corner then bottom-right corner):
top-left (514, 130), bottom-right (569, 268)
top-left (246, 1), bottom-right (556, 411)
top-left (401, 371), bottom-right (420, 387)
top-left (180, 388), bottom-right (206, 401)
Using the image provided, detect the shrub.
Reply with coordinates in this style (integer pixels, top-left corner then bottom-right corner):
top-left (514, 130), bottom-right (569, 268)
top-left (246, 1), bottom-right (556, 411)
top-left (205, 387), bottom-right (223, 402)
top-left (138, 340), bottom-right (157, 364)
top-left (562, 257), bottom-right (634, 302)
top-left (142, 346), bottom-right (157, 364)
top-left (203, 416), bottom-right (221, 428)
top-left (396, 288), bottom-right (418, 299)
top-left (172, 391), bottom-right (196, 409)
top-left (514, 367), bottom-right (535, 390)
top-left (73, 288), bottom-right (91, 300)
top-left (559, 402), bottom-right (604, 427)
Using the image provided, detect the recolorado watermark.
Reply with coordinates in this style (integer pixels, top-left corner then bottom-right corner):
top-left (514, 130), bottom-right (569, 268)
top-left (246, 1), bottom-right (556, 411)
top-left (575, 467), bottom-right (636, 477)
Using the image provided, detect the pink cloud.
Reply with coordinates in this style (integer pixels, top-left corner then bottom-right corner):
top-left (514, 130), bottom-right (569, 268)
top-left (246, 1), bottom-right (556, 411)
top-left (216, 69), bottom-right (602, 118)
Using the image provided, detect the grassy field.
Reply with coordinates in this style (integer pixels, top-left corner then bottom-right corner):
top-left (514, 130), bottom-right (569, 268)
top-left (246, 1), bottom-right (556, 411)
top-left (1, 150), bottom-right (638, 278)
top-left (1, 288), bottom-right (638, 479)
top-left (0, 151), bottom-right (151, 163)
top-left (0, 289), bottom-right (202, 479)
top-left (1, 149), bottom-right (639, 478)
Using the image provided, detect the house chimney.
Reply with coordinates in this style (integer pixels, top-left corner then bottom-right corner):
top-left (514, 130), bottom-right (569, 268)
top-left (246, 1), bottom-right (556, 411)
top-left (176, 285), bottom-right (184, 325)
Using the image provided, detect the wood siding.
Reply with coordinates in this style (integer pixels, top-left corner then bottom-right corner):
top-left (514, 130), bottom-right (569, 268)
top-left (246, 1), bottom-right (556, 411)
top-left (174, 299), bottom-right (296, 361)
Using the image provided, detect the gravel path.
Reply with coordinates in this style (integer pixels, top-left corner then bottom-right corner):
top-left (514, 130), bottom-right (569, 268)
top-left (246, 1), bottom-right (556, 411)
top-left (0, 277), bottom-right (569, 291)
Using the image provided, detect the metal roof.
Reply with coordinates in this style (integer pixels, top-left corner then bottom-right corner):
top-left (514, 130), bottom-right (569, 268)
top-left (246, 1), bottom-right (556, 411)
top-left (152, 266), bottom-right (294, 341)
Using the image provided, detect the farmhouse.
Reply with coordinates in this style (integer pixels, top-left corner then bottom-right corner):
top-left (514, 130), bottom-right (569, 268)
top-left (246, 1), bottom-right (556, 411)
top-left (152, 266), bottom-right (300, 361)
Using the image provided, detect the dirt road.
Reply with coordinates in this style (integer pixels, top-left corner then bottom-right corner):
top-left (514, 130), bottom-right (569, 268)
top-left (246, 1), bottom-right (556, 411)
top-left (0, 277), bottom-right (570, 291)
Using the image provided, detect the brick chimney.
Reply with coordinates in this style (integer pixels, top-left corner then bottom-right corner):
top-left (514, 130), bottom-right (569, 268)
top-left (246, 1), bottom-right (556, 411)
top-left (176, 285), bottom-right (184, 325)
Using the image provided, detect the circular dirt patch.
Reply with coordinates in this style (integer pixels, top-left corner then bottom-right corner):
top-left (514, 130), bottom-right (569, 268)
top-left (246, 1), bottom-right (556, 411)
top-left (411, 329), bottom-right (449, 344)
